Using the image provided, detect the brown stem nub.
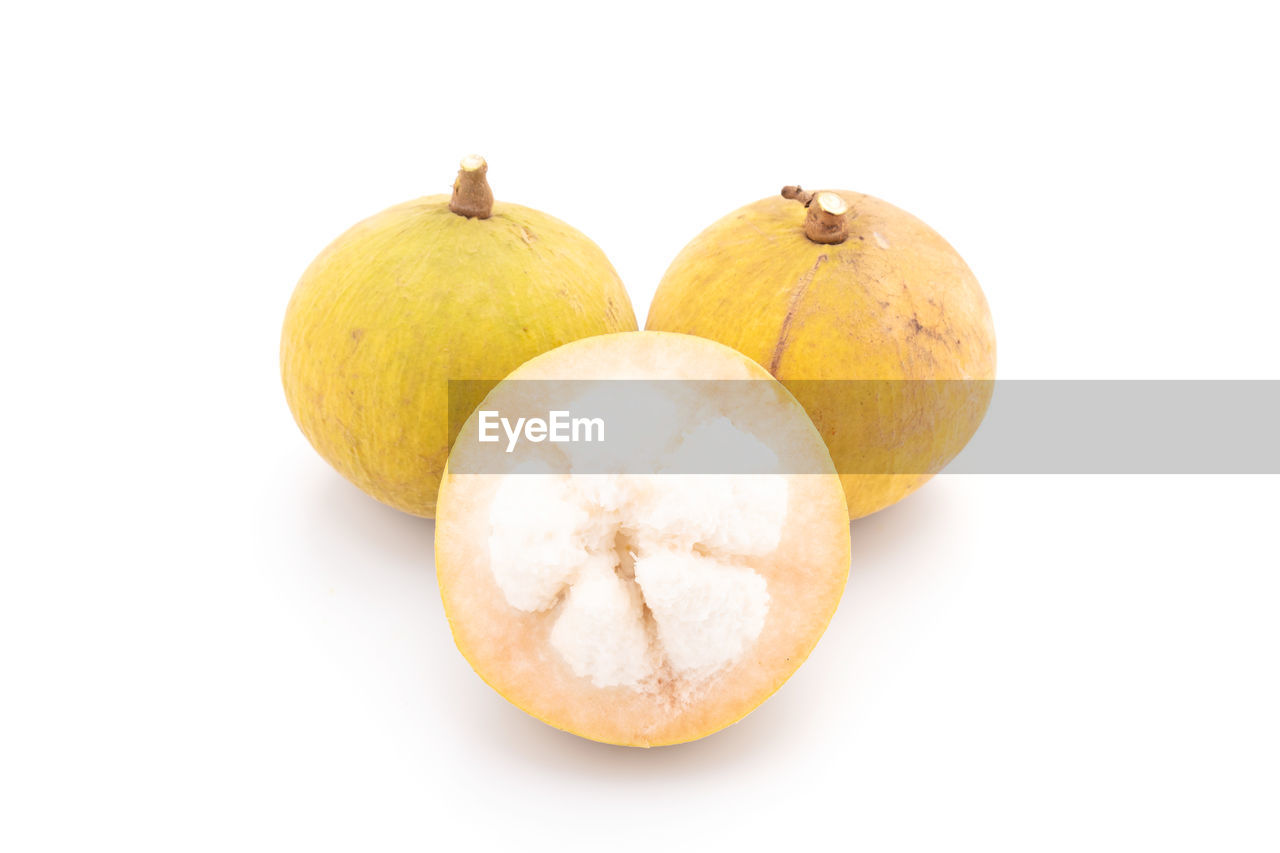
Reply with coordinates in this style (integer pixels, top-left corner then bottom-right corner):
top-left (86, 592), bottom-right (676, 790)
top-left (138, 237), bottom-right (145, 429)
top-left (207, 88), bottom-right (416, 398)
top-left (781, 185), bottom-right (815, 206)
top-left (449, 155), bottom-right (494, 219)
top-left (782, 185), bottom-right (850, 244)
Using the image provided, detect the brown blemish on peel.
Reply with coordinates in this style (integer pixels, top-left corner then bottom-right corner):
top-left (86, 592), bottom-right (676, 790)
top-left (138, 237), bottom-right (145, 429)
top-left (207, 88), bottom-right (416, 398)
top-left (906, 312), bottom-right (951, 348)
top-left (769, 254), bottom-right (827, 374)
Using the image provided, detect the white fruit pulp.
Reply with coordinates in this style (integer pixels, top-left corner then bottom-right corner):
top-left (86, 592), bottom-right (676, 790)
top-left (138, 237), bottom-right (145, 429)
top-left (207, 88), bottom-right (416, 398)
top-left (486, 419), bottom-right (787, 693)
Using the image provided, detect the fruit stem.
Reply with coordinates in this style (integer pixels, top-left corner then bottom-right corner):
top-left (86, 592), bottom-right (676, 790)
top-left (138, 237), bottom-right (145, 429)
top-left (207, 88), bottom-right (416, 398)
top-left (782, 185), bottom-right (849, 244)
top-left (450, 155), bottom-right (494, 219)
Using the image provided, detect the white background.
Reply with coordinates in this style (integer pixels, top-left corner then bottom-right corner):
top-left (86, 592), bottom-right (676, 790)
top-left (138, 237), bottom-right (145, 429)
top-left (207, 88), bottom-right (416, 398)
top-left (2, 2), bottom-right (1278, 850)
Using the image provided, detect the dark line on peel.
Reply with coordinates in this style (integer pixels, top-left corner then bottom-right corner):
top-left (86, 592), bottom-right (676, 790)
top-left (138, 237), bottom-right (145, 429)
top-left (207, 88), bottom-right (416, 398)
top-left (768, 254), bottom-right (828, 375)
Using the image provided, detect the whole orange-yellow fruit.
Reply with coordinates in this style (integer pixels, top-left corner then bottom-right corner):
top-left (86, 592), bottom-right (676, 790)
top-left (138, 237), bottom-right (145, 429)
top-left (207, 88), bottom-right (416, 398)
top-left (646, 187), bottom-right (996, 519)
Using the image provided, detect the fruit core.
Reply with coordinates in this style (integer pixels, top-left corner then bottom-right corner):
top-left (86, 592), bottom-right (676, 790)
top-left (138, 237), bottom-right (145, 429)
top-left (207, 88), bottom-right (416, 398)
top-left (486, 418), bottom-right (788, 697)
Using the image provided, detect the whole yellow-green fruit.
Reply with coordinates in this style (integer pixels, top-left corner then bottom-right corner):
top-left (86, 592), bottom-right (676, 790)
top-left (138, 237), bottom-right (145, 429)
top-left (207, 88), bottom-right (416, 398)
top-left (646, 187), bottom-right (995, 519)
top-left (281, 157), bottom-right (637, 517)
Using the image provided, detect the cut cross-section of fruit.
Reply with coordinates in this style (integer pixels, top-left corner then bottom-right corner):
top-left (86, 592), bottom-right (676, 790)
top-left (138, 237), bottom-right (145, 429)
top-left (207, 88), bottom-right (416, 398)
top-left (435, 332), bottom-right (851, 747)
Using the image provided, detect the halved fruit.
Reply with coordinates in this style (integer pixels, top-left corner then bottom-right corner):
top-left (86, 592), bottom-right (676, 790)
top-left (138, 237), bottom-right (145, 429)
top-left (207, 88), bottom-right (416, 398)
top-left (435, 332), bottom-right (850, 746)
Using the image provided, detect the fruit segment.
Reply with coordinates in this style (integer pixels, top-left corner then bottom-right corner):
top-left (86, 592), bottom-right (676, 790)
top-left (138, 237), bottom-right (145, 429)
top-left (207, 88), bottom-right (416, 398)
top-left (485, 470), bottom-right (778, 693)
